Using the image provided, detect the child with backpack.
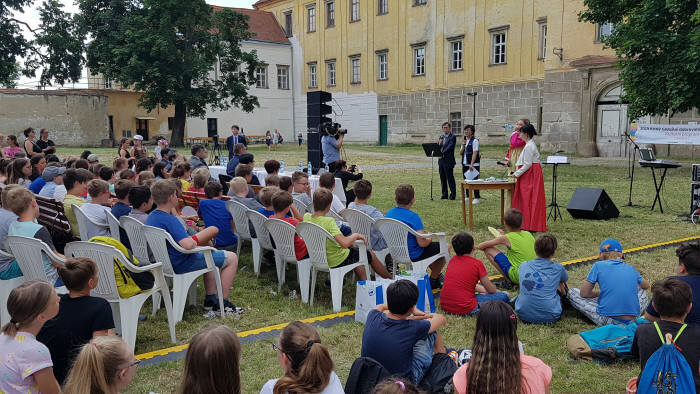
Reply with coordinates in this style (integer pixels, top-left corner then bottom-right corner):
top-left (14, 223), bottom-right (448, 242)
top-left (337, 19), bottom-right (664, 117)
top-left (630, 278), bottom-right (700, 393)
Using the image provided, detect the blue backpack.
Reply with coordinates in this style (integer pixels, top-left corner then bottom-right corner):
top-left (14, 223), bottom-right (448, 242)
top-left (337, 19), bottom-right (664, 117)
top-left (637, 322), bottom-right (696, 394)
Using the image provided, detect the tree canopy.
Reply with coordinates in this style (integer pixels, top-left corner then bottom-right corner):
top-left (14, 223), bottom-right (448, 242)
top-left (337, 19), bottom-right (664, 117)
top-left (580, 0), bottom-right (700, 120)
top-left (78, 0), bottom-right (262, 146)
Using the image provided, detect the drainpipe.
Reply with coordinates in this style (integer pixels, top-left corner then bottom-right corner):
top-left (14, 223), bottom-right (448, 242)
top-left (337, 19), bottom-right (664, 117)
top-left (290, 43), bottom-right (296, 142)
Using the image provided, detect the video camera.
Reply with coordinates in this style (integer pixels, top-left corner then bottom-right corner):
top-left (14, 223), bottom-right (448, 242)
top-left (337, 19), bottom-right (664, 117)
top-left (320, 121), bottom-right (348, 138)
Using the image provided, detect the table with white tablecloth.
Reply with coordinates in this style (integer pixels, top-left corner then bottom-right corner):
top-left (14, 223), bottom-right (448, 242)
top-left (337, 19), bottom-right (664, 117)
top-left (208, 166), bottom-right (346, 203)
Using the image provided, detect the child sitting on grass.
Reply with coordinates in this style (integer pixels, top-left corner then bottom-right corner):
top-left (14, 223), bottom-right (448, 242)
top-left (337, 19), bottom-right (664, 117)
top-left (178, 325), bottom-right (242, 394)
top-left (568, 238), bottom-right (650, 326)
top-left (270, 190), bottom-right (308, 260)
top-left (515, 233), bottom-right (569, 324)
top-left (198, 182), bottom-right (237, 249)
top-left (440, 232), bottom-right (509, 315)
top-left (477, 208), bottom-right (536, 286)
top-left (62, 336), bottom-right (137, 394)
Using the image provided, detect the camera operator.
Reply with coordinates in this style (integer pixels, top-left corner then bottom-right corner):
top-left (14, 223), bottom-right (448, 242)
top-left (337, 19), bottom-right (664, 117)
top-left (333, 160), bottom-right (362, 205)
top-left (321, 125), bottom-right (344, 172)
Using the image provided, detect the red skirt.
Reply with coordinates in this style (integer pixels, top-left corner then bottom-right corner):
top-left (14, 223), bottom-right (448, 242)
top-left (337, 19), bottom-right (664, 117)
top-left (511, 163), bottom-right (547, 232)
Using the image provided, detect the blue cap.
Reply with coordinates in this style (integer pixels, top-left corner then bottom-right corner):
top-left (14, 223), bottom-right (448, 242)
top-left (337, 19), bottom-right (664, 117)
top-left (599, 238), bottom-right (623, 253)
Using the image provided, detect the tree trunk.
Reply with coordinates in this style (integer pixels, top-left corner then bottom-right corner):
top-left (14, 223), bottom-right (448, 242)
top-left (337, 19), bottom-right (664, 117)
top-left (171, 101), bottom-right (187, 146)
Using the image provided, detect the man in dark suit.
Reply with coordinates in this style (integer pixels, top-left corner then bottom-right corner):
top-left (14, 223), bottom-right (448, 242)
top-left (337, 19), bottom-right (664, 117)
top-left (226, 125), bottom-right (247, 159)
top-left (438, 121), bottom-right (457, 200)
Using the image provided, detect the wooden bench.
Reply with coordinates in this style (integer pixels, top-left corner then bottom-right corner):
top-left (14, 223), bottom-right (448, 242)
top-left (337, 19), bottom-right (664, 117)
top-left (181, 190), bottom-right (230, 211)
top-left (34, 195), bottom-right (77, 252)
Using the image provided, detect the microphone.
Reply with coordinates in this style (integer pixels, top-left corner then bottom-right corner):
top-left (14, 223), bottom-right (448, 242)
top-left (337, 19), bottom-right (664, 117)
top-left (497, 161), bottom-right (507, 167)
top-left (555, 150), bottom-right (564, 154)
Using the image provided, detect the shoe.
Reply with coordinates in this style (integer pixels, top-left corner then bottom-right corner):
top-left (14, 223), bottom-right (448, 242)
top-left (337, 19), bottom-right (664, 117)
top-left (204, 298), bottom-right (244, 316)
top-left (472, 198), bottom-right (480, 204)
top-left (441, 195), bottom-right (448, 200)
top-left (384, 254), bottom-right (394, 275)
top-left (429, 273), bottom-right (444, 290)
top-left (494, 279), bottom-right (514, 290)
top-left (448, 194), bottom-right (456, 200)
top-left (263, 250), bottom-right (275, 263)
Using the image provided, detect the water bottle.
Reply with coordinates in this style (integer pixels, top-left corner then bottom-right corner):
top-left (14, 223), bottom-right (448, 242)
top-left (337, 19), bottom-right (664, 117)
top-left (280, 159), bottom-right (285, 174)
top-left (505, 124), bottom-right (514, 131)
top-left (307, 161), bottom-right (312, 176)
top-left (299, 161), bottom-right (303, 172)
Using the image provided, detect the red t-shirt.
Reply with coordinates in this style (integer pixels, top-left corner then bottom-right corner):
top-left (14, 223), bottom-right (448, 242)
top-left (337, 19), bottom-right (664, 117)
top-left (440, 255), bottom-right (487, 315)
top-left (273, 216), bottom-right (308, 260)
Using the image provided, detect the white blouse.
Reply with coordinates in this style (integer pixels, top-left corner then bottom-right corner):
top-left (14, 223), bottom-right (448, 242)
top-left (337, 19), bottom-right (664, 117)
top-left (513, 139), bottom-right (540, 178)
top-left (259, 371), bottom-right (345, 394)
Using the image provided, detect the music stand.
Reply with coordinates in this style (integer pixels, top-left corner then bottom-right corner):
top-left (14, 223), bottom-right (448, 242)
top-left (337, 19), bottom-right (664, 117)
top-left (624, 131), bottom-right (642, 207)
top-left (544, 155), bottom-right (569, 221)
top-left (422, 143), bottom-right (442, 200)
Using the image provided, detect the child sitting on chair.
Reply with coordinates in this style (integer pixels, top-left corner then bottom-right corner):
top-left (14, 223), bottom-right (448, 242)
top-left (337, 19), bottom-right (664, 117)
top-left (80, 179), bottom-right (112, 239)
top-left (198, 182), bottom-right (237, 249)
top-left (270, 190), bottom-right (308, 260)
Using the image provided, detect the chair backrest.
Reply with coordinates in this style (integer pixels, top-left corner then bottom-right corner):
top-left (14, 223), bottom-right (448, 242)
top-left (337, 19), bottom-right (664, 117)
top-left (246, 210), bottom-right (274, 250)
top-left (5, 235), bottom-right (61, 282)
top-left (120, 216), bottom-right (150, 264)
top-left (326, 208), bottom-right (343, 222)
top-left (251, 185), bottom-right (264, 195)
top-left (34, 195), bottom-right (71, 234)
top-left (264, 218), bottom-right (298, 261)
top-left (292, 198), bottom-right (307, 216)
top-left (64, 241), bottom-right (124, 302)
top-left (104, 209), bottom-right (121, 241)
top-left (296, 221), bottom-right (336, 267)
top-left (72, 204), bottom-right (110, 242)
top-left (141, 225), bottom-right (177, 276)
top-left (341, 208), bottom-right (375, 249)
top-left (305, 201), bottom-right (314, 214)
top-left (226, 200), bottom-right (253, 239)
top-left (375, 218), bottom-right (413, 264)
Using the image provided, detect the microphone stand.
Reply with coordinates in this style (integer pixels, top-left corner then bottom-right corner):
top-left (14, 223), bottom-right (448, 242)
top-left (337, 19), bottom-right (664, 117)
top-left (430, 150), bottom-right (435, 200)
top-left (624, 131), bottom-right (641, 207)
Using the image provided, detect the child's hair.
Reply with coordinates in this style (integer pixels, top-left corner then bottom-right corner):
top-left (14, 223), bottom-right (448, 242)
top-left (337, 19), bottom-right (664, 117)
top-left (395, 184), bottom-right (414, 205)
top-left (119, 169), bottom-right (135, 181)
top-left (135, 157), bottom-right (152, 173)
top-left (452, 232), bottom-right (475, 255)
top-left (179, 325), bottom-right (241, 394)
top-left (5, 186), bottom-right (35, 216)
top-left (0, 184), bottom-right (21, 208)
top-left (62, 336), bottom-right (131, 394)
top-left (7, 157), bottom-right (29, 184)
top-left (153, 161), bottom-right (168, 179)
top-left (259, 186), bottom-right (277, 207)
top-left (114, 179), bottom-right (133, 201)
top-left (191, 167), bottom-right (210, 189)
top-left (98, 166), bottom-right (114, 182)
top-left (6, 134), bottom-right (18, 147)
top-left (30, 154), bottom-right (45, 175)
top-left (234, 163), bottom-right (252, 178)
top-left (534, 233), bottom-right (557, 259)
top-left (137, 171), bottom-right (155, 186)
top-left (372, 377), bottom-right (424, 394)
top-left (265, 174), bottom-right (280, 187)
top-left (466, 301), bottom-right (523, 394)
top-left (273, 321), bottom-right (334, 394)
top-left (45, 154), bottom-right (60, 163)
top-left (333, 160), bottom-right (347, 171)
top-left (87, 179), bottom-right (110, 198)
top-left (171, 162), bottom-right (191, 179)
top-left (113, 157), bottom-right (127, 172)
top-left (1, 280), bottom-right (54, 337)
top-left (279, 176), bottom-right (292, 192)
top-left (312, 188), bottom-right (333, 212)
top-left (129, 186), bottom-right (151, 210)
top-left (150, 179), bottom-right (177, 205)
top-left (91, 163), bottom-right (105, 178)
top-left (264, 159), bottom-right (281, 174)
top-left (64, 168), bottom-right (92, 190)
top-left (80, 150), bottom-right (91, 160)
top-left (353, 179), bottom-right (373, 200)
top-left (292, 171), bottom-right (308, 183)
top-left (319, 172), bottom-right (335, 189)
top-left (74, 158), bottom-right (89, 170)
top-left (272, 190), bottom-right (293, 213)
top-left (230, 176), bottom-right (249, 195)
top-left (0, 158), bottom-right (11, 176)
top-left (651, 278), bottom-right (693, 318)
top-left (12, 152), bottom-right (26, 159)
top-left (504, 208), bottom-right (523, 229)
top-left (386, 280), bottom-right (419, 315)
top-left (204, 181), bottom-right (222, 199)
top-left (677, 242), bottom-right (700, 275)
top-left (57, 257), bottom-right (97, 292)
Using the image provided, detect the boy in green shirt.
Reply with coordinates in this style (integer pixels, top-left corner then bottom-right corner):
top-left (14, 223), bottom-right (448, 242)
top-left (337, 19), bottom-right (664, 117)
top-left (62, 168), bottom-right (92, 238)
top-left (477, 208), bottom-right (536, 285)
top-left (303, 188), bottom-right (391, 280)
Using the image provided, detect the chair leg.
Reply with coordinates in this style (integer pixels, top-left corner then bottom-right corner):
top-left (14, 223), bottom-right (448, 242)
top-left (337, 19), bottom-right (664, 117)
top-left (151, 293), bottom-right (161, 317)
top-left (155, 279), bottom-right (177, 344)
top-left (236, 237), bottom-right (242, 256)
top-left (329, 269), bottom-right (345, 313)
top-left (297, 261), bottom-right (311, 304)
top-left (211, 269), bottom-right (225, 320)
top-left (187, 280), bottom-right (198, 306)
top-left (252, 239), bottom-right (261, 275)
top-left (309, 267), bottom-right (318, 306)
top-left (171, 277), bottom-right (190, 323)
top-left (275, 255), bottom-right (284, 293)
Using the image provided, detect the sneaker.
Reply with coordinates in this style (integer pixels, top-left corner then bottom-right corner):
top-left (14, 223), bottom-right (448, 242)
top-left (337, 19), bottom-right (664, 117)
top-left (471, 198), bottom-right (480, 204)
top-left (384, 254), bottom-right (394, 275)
top-left (204, 299), bottom-right (244, 316)
top-left (202, 310), bottom-right (217, 319)
top-left (429, 273), bottom-right (444, 290)
top-left (494, 279), bottom-right (514, 290)
top-left (221, 299), bottom-right (244, 315)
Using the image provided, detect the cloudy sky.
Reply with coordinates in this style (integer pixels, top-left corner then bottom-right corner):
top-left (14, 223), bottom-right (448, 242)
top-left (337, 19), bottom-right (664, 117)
top-left (14, 0), bottom-right (258, 88)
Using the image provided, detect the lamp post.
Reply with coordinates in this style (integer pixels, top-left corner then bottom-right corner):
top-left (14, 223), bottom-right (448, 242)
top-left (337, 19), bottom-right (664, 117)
top-left (466, 92), bottom-right (477, 127)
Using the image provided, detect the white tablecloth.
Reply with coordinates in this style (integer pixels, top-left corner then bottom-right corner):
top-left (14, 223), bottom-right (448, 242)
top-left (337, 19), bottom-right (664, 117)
top-left (208, 166), bottom-right (346, 203)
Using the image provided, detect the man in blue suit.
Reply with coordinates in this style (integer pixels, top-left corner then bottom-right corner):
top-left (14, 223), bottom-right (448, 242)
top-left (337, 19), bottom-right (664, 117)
top-left (226, 125), bottom-right (247, 159)
top-left (438, 121), bottom-right (456, 200)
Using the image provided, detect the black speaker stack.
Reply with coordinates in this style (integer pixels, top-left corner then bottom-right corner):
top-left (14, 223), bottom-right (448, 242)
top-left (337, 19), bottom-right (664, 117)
top-left (306, 91), bottom-right (333, 173)
top-left (566, 188), bottom-right (619, 220)
top-left (692, 164), bottom-right (700, 215)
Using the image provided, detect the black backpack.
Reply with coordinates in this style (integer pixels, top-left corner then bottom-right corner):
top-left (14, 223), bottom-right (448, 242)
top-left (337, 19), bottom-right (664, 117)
top-left (419, 353), bottom-right (458, 393)
top-left (345, 357), bottom-right (392, 394)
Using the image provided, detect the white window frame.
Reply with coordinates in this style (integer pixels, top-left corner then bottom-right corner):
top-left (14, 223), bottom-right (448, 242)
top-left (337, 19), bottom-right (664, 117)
top-left (308, 62), bottom-right (317, 88)
top-left (277, 65), bottom-right (289, 90)
top-left (490, 28), bottom-right (508, 65)
top-left (378, 0), bottom-right (388, 14)
top-left (326, 60), bottom-right (336, 86)
top-left (450, 40), bottom-right (463, 71)
top-left (307, 5), bottom-right (316, 32)
top-left (350, 0), bottom-right (360, 22)
top-left (450, 112), bottom-right (462, 134)
top-left (104, 78), bottom-right (113, 89)
top-left (537, 18), bottom-right (547, 60)
top-left (255, 66), bottom-right (268, 89)
top-left (598, 22), bottom-right (614, 40)
top-left (377, 51), bottom-right (388, 80)
top-left (413, 47), bottom-right (425, 76)
top-left (350, 56), bottom-right (361, 84)
top-left (414, 0), bottom-right (426, 5)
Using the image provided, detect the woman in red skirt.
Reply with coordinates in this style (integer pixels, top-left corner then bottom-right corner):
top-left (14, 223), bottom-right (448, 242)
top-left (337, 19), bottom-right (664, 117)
top-left (511, 124), bottom-right (546, 232)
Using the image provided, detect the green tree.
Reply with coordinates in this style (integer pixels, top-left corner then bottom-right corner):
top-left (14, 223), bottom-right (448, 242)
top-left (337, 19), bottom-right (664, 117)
top-left (0, 0), bottom-right (84, 88)
top-left (78, 0), bottom-right (261, 146)
top-left (580, 0), bottom-right (700, 119)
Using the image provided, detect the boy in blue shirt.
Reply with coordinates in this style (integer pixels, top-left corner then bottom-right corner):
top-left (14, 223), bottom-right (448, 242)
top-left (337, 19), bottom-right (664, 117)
top-left (568, 238), bottom-right (650, 326)
top-left (146, 179), bottom-right (242, 315)
top-left (385, 184), bottom-right (446, 289)
top-left (197, 182), bottom-right (237, 249)
top-left (515, 233), bottom-right (568, 323)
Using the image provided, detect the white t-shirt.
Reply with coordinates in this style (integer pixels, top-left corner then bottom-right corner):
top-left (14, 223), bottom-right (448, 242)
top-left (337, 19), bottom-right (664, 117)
top-left (462, 139), bottom-right (480, 166)
top-left (259, 371), bottom-right (344, 394)
top-left (53, 185), bottom-right (67, 202)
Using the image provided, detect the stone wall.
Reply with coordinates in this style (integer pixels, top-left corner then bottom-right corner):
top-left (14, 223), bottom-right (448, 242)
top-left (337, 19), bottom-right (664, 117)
top-left (540, 70), bottom-right (583, 153)
top-left (0, 90), bottom-right (109, 146)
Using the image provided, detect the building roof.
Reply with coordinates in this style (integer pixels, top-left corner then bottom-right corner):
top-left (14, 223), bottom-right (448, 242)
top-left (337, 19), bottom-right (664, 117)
top-left (212, 6), bottom-right (289, 45)
top-left (252, 0), bottom-right (282, 9)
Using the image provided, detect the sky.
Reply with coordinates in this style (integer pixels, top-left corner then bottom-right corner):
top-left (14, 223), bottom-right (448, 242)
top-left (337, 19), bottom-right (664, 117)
top-left (13, 0), bottom-right (258, 88)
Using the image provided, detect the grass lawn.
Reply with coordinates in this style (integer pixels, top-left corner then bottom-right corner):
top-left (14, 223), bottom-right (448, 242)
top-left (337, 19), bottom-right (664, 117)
top-left (67, 143), bottom-right (698, 393)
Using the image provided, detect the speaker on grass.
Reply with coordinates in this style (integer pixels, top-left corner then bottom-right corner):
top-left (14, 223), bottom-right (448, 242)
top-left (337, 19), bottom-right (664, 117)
top-left (567, 188), bottom-right (619, 220)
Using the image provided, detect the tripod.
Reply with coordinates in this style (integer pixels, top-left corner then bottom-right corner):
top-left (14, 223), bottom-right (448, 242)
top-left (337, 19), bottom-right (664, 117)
top-left (624, 131), bottom-right (641, 207)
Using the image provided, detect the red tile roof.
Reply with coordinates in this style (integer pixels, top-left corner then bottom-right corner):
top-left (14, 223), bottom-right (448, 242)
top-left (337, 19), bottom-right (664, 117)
top-left (212, 6), bottom-right (289, 45)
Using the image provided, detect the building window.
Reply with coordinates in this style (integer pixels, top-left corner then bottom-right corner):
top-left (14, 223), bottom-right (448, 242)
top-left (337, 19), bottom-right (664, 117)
top-left (284, 11), bottom-right (293, 37)
top-left (598, 22), bottom-right (614, 40)
top-left (450, 112), bottom-right (462, 134)
top-left (350, 0), bottom-right (360, 22)
top-left (277, 65), bottom-right (289, 90)
top-left (538, 21), bottom-right (547, 60)
top-left (104, 78), bottom-right (112, 89)
top-left (377, 52), bottom-right (388, 80)
top-left (413, 47), bottom-right (425, 76)
top-left (308, 62), bottom-right (317, 88)
top-left (307, 5), bottom-right (316, 32)
top-left (378, 0), bottom-right (388, 14)
top-left (326, 1), bottom-right (335, 27)
top-left (256, 66), bottom-right (268, 88)
top-left (450, 40), bottom-right (463, 70)
top-left (490, 30), bottom-right (507, 65)
top-left (350, 56), bottom-right (361, 84)
top-left (414, 0), bottom-right (426, 5)
top-left (326, 61), bottom-right (336, 86)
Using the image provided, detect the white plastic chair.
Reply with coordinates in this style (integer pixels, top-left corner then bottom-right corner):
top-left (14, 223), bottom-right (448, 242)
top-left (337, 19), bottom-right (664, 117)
top-left (104, 208), bottom-right (122, 241)
top-left (5, 235), bottom-right (67, 294)
top-left (296, 221), bottom-right (370, 312)
top-left (226, 200), bottom-right (259, 267)
top-left (245, 210), bottom-right (275, 275)
top-left (340, 208), bottom-right (390, 265)
top-left (72, 204), bottom-right (110, 241)
top-left (264, 218), bottom-right (311, 302)
top-left (375, 218), bottom-right (449, 277)
top-left (119, 216), bottom-right (161, 314)
top-left (292, 198), bottom-right (308, 216)
top-left (142, 225), bottom-right (225, 323)
top-left (0, 248), bottom-right (24, 326)
top-left (64, 241), bottom-right (176, 350)
top-left (326, 208), bottom-right (344, 222)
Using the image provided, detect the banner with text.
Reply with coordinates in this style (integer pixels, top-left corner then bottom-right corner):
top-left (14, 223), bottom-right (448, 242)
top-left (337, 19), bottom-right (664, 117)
top-left (630, 123), bottom-right (700, 145)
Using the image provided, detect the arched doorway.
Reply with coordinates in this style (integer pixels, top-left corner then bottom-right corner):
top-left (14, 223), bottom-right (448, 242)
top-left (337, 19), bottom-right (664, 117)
top-left (595, 84), bottom-right (628, 157)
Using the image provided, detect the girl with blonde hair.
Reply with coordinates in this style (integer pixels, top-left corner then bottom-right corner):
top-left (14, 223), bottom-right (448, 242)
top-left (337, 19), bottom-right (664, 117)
top-left (179, 325), bottom-right (242, 394)
top-left (189, 166), bottom-right (210, 193)
top-left (63, 336), bottom-right (138, 394)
